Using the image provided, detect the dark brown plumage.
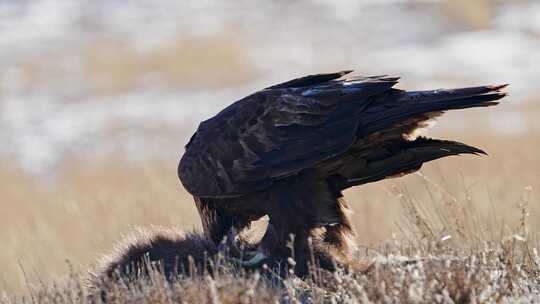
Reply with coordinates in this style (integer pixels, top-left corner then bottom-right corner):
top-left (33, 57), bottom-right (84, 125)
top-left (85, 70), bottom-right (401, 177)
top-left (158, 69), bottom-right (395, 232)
top-left (178, 70), bottom-right (507, 276)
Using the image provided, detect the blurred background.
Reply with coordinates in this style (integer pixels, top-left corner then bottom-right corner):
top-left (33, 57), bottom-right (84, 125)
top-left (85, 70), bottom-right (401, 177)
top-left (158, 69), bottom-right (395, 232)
top-left (1, 0), bottom-right (539, 295)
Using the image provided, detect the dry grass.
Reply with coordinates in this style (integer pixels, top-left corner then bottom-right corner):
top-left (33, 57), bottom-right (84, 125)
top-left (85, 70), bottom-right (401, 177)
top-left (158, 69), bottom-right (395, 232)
top-left (0, 130), bottom-right (539, 302)
top-left (4, 252), bottom-right (538, 303)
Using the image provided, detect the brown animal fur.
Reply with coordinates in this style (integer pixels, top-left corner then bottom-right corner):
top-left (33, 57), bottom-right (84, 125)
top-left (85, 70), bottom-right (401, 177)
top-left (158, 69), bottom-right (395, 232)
top-left (86, 224), bottom-right (356, 293)
top-left (86, 226), bottom-right (218, 291)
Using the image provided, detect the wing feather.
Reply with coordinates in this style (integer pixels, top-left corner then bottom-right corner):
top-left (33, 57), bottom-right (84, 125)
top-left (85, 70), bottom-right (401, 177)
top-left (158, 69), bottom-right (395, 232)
top-left (179, 72), bottom-right (398, 197)
top-left (179, 69), bottom-right (507, 199)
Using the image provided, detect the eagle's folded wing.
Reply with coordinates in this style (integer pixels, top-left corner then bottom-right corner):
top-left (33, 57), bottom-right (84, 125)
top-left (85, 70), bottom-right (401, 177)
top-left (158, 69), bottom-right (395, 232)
top-left (178, 71), bottom-right (399, 198)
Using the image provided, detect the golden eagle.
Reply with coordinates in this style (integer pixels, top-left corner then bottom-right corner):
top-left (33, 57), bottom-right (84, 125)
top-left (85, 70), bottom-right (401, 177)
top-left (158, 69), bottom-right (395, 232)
top-left (178, 70), bottom-right (506, 275)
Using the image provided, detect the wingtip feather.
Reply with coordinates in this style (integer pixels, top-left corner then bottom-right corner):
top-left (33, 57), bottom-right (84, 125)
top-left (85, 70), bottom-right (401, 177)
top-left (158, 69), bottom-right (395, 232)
top-left (489, 84), bottom-right (509, 91)
top-left (339, 70), bottom-right (354, 76)
top-left (409, 137), bottom-right (488, 157)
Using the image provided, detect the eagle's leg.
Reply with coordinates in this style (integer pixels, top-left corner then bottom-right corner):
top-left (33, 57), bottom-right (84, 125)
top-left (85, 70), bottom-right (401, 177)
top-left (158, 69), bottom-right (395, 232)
top-left (252, 199), bottom-right (357, 274)
top-left (292, 230), bottom-right (311, 276)
top-left (317, 197), bottom-right (358, 267)
top-left (247, 223), bottom-right (310, 277)
top-left (245, 176), bottom-right (357, 275)
top-left (241, 175), bottom-right (358, 275)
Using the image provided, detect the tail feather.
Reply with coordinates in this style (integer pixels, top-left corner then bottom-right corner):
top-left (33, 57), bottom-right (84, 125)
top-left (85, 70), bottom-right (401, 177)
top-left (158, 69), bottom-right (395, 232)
top-left (337, 137), bottom-right (486, 190)
top-left (361, 85), bottom-right (508, 135)
top-left (400, 84), bottom-right (508, 104)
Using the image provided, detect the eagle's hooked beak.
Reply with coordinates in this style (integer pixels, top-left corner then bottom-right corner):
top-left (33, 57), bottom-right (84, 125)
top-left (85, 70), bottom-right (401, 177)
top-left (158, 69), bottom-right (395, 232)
top-left (241, 252), bottom-right (267, 267)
